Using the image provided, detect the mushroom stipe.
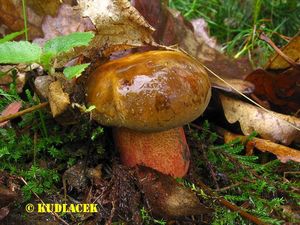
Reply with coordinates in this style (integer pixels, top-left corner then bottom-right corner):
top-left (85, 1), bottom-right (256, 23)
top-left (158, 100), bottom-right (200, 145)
top-left (86, 50), bottom-right (211, 177)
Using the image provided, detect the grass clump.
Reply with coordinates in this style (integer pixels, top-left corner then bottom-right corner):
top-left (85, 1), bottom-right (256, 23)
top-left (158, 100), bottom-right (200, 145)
top-left (169, 0), bottom-right (300, 66)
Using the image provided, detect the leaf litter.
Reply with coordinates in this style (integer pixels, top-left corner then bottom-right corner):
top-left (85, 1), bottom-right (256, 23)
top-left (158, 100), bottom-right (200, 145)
top-left (0, 0), bottom-right (300, 224)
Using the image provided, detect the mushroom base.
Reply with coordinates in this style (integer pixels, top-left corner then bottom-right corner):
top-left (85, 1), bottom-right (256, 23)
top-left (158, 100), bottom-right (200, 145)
top-left (113, 127), bottom-right (190, 177)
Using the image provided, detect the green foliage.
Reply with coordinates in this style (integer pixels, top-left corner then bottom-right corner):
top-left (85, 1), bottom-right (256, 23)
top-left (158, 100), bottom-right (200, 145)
top-left (140, 207), bottom-right (167, 225)
top-left (0, 70), bottom-right (21, 111)
top-left (190, 120), bottom-right (300, 224)
top-left (0, 41), bottom-right (42, 64)
top-left (0, 83), bottom-right (105, 201)
top-left (63, 63), bottom-right (90, 80)
top-left (22, 165), bottom-right (60, 201)
top-left (169, 0), bottom-right (300, 66)
top-left (0, 30), bottom-right (25, 44)
top-left (43, 32), bottom-right (94, 56)
top-left (0, 32), bottom-right (94, 76)
top-left (212, 207), bottom-right (246, 225)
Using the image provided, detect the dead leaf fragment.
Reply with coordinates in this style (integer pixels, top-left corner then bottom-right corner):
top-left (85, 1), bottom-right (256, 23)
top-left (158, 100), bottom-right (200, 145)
top-left (136, 166), bottom-right (212, 218)
top-left (191, 18), bottom-right (218, 50)
top-left (267, 34), bottom-right (300, 70)
top-left (246, 68), bottom-right (300, 113)
top-left (27, 0), bottom-right (62, 17)
top-left (220, 94), bottom-right (300, 145)
top-left (0, 207), bottom-right (9, 221)
top-left (0, 0), bottom-right (43, 39)
top-left (77, 0), bottom-right (155, 55)
top-left (0, 65), bottom-right (27, 93)
top-left (223, 130), bottom-right (300, 163)
top-left (33, 4), bottom-right (87, 46)
top-left (47, 80), bottom-right (70, 117)
top-left (0, 102), bottom-right (22, 127)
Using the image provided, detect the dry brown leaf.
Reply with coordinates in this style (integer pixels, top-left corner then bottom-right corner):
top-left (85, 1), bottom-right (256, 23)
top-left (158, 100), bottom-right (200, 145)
top-left (223, 130), bottom-right (300, 163)
top-left (245, 68), bottom-right (300, 114)
top-left (33, 4), bottom-right (87, 46)
top-left (0, 101), bottom-right (22, 127)
top-left (0, 207), bottom-right (9, 221)
top-left (220, 94), bottom-right (300, 145)
top-left (190, 18), bottom-right (218, 50)
top-left (47, 80), bottom-right (70, 117)
top-left (27, 0), bottom-right (62, 17)
top-left (77, 0), bottom-right (155, 55)
top-left (0, 65), bottom-right (27, 93)
top-left (267, 33), bottom-right (300, 70)
top-left (0, 0), bottom-right (43, 39)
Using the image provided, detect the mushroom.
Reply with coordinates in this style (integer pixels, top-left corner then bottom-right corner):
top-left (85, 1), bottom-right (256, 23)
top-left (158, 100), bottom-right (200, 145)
top-left (86, 50), bottom-right (211, 177)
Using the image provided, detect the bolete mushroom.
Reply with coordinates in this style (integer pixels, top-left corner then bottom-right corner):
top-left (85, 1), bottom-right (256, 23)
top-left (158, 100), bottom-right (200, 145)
top-left (86, 50), bottom-right (211, 177)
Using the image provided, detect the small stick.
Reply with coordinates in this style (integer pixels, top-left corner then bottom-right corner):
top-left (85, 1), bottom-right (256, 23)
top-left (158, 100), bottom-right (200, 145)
top-left (216, 182), bottom-right (242, 192)
top-left (19, 177), bottom-right (69, 225)
top-left (0, 102), bottom-right (49, 124)
top-left (196, 180), bottom-right (268, 225)
top-left (259, 32), bottom-right (300, 69)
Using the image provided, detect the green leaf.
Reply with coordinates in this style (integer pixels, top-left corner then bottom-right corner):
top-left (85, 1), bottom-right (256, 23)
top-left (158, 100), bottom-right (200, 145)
top-left (40, 51), bottom-right (54, 72)
top-left (63, 63), bottom-right (90, 79)
top-left (0, 41), bottom-right (42, 64)
top-left (43, 32), bottom-right (94, 56)
top-left (0, 146), bottom-right (10, 158)
top-left (0, 30), bottom-right (25, 44)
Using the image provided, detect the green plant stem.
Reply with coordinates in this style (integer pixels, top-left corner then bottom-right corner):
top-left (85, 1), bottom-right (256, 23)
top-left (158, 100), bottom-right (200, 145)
top-left (37, 108), bottom-right (48, 138)
top-left (21, 0), bottom-right (28, 41)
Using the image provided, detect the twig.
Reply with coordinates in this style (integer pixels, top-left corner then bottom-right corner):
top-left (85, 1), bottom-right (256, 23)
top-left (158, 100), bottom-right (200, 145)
top-left (216, 182), bottom-right (243, 192)
top-left (284, 171), bottom-right (300, 180)
top-left (259, 32), bottom-right (300, 69)
top-left (0, 102), bottom-right (49, 124)
top-left (19, 177), bottom-right (69, 225)
top-left (196, 180), bottom-right (268, 225)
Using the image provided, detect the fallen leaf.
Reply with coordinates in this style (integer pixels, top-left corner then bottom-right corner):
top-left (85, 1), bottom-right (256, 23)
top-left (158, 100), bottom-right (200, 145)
top-left (0, 65), bottom-right (32, 93)
top-left (133, 0), bottom-right (254, 94)
top-left (0, 0), bottom-right (43, 39)
top-left (62, 161), bottom-right (88, 192)
top-left (267, 33), bottom-right (300, 70)
top-left (190, 18), bottom-right (218, 50)
top-left (220, 94), bottom-right (300, 145)
top-left (77, 0), bottom-right (155, 55)
top-left (0, 185), bottom-right (18, 208)
top-left (27, 0), bottom-right (62, 17)
top-left (0, 207), bottom-right (9, 221)
top-left (136, 166), bottom-right (212, 218)
top-left (0, 102), bottom-right (22, 127)
top-left (47, 80), bottom-right (70, 117)
top-left (33, 4), bottom-right (87, 46)
top-left (223, 129), bottom-right (300, 163)
top-left (246, 68), bottom-right (300, 113)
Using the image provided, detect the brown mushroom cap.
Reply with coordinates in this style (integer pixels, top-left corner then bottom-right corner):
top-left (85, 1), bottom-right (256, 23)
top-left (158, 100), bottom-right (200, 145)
top-left (86, 50), bottom-right (211, 132)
